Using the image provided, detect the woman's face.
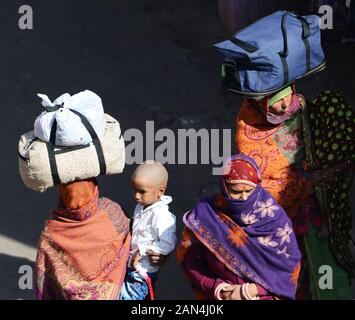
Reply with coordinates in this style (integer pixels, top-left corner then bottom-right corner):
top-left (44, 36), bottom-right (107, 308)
top-left (226, 183), bottom-right (256, 201)
top-left (268, 93), bottom-right (292, 115)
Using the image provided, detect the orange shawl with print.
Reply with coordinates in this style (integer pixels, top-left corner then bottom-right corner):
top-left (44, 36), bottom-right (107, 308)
top-left (235, 97), bottom-right (312, 219)
top-left (35, 187), bottom-right (131, 300)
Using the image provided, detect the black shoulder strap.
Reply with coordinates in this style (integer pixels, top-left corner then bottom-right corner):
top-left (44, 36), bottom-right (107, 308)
top-left (69, 109), bottom-right (107, 176)
top-left (47, 118), bottom-right (61, 185)
top-left (49, 118), bottom-right (57, 145)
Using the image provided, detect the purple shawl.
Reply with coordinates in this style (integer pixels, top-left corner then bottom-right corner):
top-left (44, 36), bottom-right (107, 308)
top-left (184, 154), bottom-right (301, 299)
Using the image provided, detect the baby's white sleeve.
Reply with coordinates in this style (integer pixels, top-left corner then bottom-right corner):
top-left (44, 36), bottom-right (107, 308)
top-left (137, 243), bottom-right (148, 258)
top-left (148, 209), bottom-right (177, 255)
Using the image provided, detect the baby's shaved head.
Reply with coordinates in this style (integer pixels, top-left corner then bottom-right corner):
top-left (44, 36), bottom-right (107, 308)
top-left (131, 160), bottom-right (168, 189)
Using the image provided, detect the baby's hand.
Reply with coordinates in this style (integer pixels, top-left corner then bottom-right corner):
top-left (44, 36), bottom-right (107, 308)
top-left (146, 249), bottom-right (168, 267)
top-left (130, 251), bottom-right (142, 269)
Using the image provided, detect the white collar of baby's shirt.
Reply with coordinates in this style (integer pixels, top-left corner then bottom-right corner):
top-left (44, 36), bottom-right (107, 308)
top-left (138, 195), bottom-right (172, 213)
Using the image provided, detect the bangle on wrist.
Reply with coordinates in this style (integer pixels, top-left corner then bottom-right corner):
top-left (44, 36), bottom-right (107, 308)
top-left (241, 283), bottom-right (249, 300)
top-left (242, 283), bottom-right (260, 300)
top-left (214, 283), bottom-right (230, 300)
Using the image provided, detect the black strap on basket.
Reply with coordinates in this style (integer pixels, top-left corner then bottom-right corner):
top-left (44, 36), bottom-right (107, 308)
top-left (279, 11), bottom-right (311, 86)
top-left (47, 108), bottom-right (107, 185)
top-left (47, 117), bottom-right (61, 185)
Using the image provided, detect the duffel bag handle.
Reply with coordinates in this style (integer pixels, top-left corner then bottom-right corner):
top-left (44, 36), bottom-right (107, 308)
top-left (47, 108), bottom-right (107, 185)
top-left (278, 11), bottom-right (312, 86)
top-left (69, 109), bottom-right (107, 176)
top-left (279, 11), bottom-right (311, 57)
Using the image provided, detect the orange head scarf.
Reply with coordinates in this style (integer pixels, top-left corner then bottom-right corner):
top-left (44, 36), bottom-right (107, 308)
top-left (59, 178), bottom-right (97, 209)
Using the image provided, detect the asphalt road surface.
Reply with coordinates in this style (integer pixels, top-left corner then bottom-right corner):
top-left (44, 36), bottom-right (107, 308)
top-left (0, 0), bottom-right (354, 299)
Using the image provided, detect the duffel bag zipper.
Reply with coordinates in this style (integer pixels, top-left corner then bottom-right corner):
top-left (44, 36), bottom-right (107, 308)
top-left (230, 37), bottom-right (258, 53)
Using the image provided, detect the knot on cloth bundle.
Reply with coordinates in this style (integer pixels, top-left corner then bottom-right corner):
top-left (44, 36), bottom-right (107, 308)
top-left (34, 90), bottom-right (105, 146)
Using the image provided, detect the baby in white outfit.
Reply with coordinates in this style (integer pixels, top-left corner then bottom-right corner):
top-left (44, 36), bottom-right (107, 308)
top-left (120, 161), bottom-right (176, 300)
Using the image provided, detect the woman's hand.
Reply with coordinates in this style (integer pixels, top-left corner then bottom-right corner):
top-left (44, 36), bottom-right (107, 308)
top-left (318, 221), bottom-right (330, 238)
top-left (310, 162), bottom-right (353, 187)
top-left (220, 285), bottom-right (243, 300)
top-left (146, 249), bottom-right (168, 267)
top-left (220, 283), bottom-right (259, 300)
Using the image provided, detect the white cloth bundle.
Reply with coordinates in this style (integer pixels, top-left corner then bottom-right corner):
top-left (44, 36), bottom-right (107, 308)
top-left (34, 90), bottom-right (105, 146)
top-left (19, 114), bottom-right (125, 192)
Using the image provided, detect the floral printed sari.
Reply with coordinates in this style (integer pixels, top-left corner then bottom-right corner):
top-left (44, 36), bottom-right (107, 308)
top-left (235, 91), bottom-right (313, 220)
